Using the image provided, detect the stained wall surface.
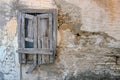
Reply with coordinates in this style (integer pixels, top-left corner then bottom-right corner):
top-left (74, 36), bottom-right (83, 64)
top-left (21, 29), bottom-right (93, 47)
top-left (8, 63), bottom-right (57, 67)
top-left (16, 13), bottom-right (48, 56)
top-left (0, 0), bottom-right (120, 80)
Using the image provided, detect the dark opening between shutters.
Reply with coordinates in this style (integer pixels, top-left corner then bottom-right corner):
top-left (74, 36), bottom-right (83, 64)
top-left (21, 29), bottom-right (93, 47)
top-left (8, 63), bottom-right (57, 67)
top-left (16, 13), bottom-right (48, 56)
top-left (17, 9), bottom-right (57, 73)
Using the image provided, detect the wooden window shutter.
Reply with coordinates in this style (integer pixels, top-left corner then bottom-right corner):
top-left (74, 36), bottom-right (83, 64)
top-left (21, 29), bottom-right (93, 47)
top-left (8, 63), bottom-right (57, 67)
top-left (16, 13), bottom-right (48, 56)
top-left (37, 14), bottom-right (54, 64)
top-left (18, 14), bottom-right (37, 65)
top-left (17, 9), bottom-right (57, 73)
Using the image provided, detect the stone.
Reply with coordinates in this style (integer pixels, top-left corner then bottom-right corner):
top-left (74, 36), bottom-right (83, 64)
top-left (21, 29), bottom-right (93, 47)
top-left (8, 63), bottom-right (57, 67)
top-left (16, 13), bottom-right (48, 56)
top-left (0, 0), bottom-right (120, 80)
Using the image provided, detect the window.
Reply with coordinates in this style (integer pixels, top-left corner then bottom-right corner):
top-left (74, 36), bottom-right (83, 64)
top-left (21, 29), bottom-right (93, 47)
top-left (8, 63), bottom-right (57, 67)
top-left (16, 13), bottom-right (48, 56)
top-left (17, 9), bottom-right (57, 73)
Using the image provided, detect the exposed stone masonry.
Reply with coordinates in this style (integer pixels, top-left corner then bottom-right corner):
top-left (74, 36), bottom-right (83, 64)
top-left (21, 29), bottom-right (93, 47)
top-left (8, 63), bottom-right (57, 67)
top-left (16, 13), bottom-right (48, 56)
top-left (0, 0), bottom-right (120, 80)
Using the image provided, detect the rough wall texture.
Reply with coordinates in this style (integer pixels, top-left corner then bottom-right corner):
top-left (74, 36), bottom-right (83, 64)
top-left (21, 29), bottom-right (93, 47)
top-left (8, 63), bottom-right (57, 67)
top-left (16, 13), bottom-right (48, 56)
top-left (0, 0), bottom-right (120, 80)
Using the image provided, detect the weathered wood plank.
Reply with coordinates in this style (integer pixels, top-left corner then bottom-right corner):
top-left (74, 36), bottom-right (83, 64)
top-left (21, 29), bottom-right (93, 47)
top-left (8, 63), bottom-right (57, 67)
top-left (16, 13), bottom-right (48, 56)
top-left (42, 37), bottom-right (50, 64)
top-left (21, 14), bottom-right (26, 63)
top-left (28, 20), bottom-right (33, 39)
top-left (20, 9), bottom-right (56, 14)
top-left (17, 12), bottom-right (22, 64)
top-left (33, 17), bottom-right (37, 66)
top-left (38, 38), bottom-right (42, 64)
top-left (52, 10), bottom-right (57, 63)
top-left (48, 14), bottom-right (53, 50)
top-left (37, 16), bottom-right (42, 65)
top-left (40, 18), bottom-right (46, 64)
top-left (25, 14), bottom-right (34, 19)
top-left (37, 14), bottom-right (49, 18)
top-left (17, 49), bottom-right (53, 54)
top-left (49, 13), bottom-right (54, 63)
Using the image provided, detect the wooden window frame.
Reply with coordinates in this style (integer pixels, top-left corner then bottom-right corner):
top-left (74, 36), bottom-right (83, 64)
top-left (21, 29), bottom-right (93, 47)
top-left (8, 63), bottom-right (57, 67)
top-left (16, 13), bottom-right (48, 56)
top-left (17, 9), bottom-right (57, 73)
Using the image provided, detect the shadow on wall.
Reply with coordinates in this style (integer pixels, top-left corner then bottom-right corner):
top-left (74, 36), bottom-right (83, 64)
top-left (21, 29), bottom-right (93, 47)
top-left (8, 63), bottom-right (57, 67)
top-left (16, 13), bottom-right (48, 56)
top-left (0, 72), bottom-right (4, 80)
top-left (65, 70), bottom-right (120, 80)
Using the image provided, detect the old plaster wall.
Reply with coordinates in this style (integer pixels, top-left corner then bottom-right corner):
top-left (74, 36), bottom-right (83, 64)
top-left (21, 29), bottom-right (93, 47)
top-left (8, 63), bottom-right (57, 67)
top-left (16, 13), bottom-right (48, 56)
top-left (0, 0), bottom-right (120, 80)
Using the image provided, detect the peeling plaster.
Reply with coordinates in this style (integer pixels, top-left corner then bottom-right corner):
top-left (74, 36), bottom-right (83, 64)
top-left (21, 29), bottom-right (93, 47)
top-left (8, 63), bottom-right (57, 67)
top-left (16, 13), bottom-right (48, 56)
top-left (0, 0), bottom-right (120, 80)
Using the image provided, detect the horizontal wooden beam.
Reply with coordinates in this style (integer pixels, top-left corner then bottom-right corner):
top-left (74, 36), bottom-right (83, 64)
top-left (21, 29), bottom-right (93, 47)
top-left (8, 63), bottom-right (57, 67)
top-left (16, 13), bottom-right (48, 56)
top-left (37, 14), bottom-right (49, 18)
top-left (17, 49), bottom-right (53, 55)
top-left (19, 9), bottom-right (57, 14)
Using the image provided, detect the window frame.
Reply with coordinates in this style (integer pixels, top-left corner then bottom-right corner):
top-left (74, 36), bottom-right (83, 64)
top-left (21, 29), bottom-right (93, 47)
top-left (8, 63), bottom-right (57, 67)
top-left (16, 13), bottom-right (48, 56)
top-left (17, 9), bottom-right (57, 65)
